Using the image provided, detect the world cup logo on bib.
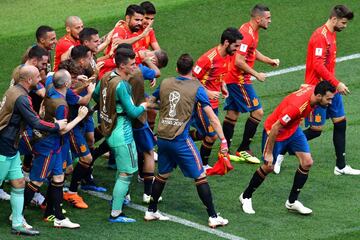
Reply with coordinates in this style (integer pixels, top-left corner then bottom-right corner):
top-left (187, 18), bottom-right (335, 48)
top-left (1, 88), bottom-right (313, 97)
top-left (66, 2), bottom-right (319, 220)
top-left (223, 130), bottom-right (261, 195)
top-left (169, 91), bottom-right (180, 118)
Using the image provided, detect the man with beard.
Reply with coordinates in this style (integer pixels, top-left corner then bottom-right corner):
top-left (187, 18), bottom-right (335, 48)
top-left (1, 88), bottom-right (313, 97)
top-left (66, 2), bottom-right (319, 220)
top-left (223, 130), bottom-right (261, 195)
top-left (104, 4), bottom-right (151, 57)
top-left (239, 81), bottom-right (335, 215)
top-left (54, 16), bottom-right (84, 71)
top-left (274, 5), bottom-right (360, 176)
top-left (222, 4), bottom-right (280, 164)
top-left (191, 27), bottom-right (242, 169)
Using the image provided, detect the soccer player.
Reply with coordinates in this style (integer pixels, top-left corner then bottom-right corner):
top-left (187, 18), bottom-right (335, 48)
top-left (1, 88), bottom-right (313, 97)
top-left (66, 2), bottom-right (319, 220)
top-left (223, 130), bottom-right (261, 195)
top-left (63, 46), bottom-right (97, 208)
top-left (139, 1), bottom-right (160, 50)
top-left (22, 26), bottom-right (57, 73)
top-left (144, 54), bottom-right (229, 228)
top-left (24, 70), bottom-right (88, 229)
top-left (104, 5), bottom-right (151, 57)
top-left (239, 81), bottom-right (336, 215)
top-left (192, 27), bottom-right (242, 169)
top-left (93, 48), bottom-right (149, 223)
top-left (274, 5), bottom-right (359, 175)
top-left (223, 4), bottom-right (279, 163)
top-left (54, 16), bottom-right (83, 71)
top-left (0, 65), bottom-right (66, 235)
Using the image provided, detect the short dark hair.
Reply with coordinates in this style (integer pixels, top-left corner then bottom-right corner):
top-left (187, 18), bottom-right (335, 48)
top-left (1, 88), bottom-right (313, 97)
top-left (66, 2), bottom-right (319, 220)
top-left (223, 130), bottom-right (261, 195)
top-left (125, 4), bottom-right (145, 17)
top-left (35, 25), bottom-right (54, 42)
top-left (71, 45), bottom-right (90, 61)
top-left (140, 1), bottom-right (156, 14)
top-left (177, 54), bottom-right (193, 75)
top-left (79, 28), bottom-right (99, 44)
top-left (115, 48), bottom-right (136, 67)
top-left (251, 4), bottom-right (270, 17)
top-left (330, 5), bottom-right (354, 20)
top-left (28, 45), bottom-right (48, 60)
top-left (58, 59), bottom-right (82, 76)
top-left (154, 50), bottom-right (168, 69)
top-left (220, 27), bottom-right (243, 44)
top-left (314, 81), bottom-right (336, 95)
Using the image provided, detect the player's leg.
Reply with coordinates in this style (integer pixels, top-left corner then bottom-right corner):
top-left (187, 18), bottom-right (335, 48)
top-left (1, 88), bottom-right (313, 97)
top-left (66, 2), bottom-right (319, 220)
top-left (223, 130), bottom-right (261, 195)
top-left (109, 141), bottom-right (138, 223)
top-left (145, 138), bottom-right (172, 221)
top-left (284, 127), bottom-right (313, 215)
top-left (235, 84), bottom-right (263, 163)
top-left (65, 129), bottom-right (92, 208)
top-left (240, 129), bottom-right (281, 214)
top-left (223, 83), bottom-right (242, 149)
top-left (329, 93), bottom-right (360, 175)
top-left (3, 153), bottom-right (39, 235)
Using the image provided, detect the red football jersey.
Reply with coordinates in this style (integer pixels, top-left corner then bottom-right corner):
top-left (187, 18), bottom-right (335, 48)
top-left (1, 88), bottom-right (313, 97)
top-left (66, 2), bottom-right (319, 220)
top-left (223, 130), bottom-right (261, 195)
top-left (225, 22), bottom-right (258, 85)
top-left (193, 47), bottom-right (229, 109)
top-left (105, 24), bottom-right (142, 56)
top-left (264, 85), bottom-right (315, 141)
top-left (305, 25), bottom-right (339, 87)
top-left (54, 35), bottom-right (80, 71)
top-left (137, 29), bottom-right (158, 50)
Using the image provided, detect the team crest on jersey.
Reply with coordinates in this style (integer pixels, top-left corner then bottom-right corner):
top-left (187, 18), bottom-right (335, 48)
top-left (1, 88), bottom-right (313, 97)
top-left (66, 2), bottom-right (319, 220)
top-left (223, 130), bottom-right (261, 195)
top-left (193, 65), bottom-right (202, 74)
top-left (240, 44), bottom-right (248, 53)
top-left (282, 114), bottom-right (291, 123)
top-left (169, 91), bottom-right (180, 117)
top-left (0, 96), bottom-right (6, 111)
top-left (315, 48), bottom-right (323, 56)
top-left (252, 98), bottom-right (259, 106)
top-left (315, 114), bottom-right (322, 123)
top-left (80, 144), bottom-right (87, 153)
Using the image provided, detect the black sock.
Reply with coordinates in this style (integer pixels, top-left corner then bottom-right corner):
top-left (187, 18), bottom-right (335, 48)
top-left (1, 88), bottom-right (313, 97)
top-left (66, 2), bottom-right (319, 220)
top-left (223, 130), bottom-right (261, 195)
top-left (200, 139), bottom-right (214, 166)
top-left (92, 141), bottom-right (110, 161)
top-left (143, 172), bottom-right (154, 195)
top-left (238, 116), bottom-right (260, 152)
top-left (195, 177), bottom-right (217, 218)
top-left (22, 154), bottom-right (33, 172)
top-left (189, 129), bottom-right (203, 141)
top-left (82, 167), bottom-right (95, 185)
top-left (44, 184), bottom-right (54, 217)
top-left (148, 175), bottom-right (167, 212)
top-left (24, 182), bottom-right (39, 207)
top-left (333, 120), bottom-right (346, 169)
top-left (223, 117), bottom-right (236, 149)
top-left (243, 167), bottom-right (267, 199)
top-left (69, 161), bottom-right (90, 192)
top-left (138, 152), bottom-right (144, 179)
top-left (94, 127), bottom-right (104, 142)
top-left (288, 166), bottom-right (309, 203)
top-left (303, 128), bottom-right (322, 141)
top-left (51, 180), bottom-right (65, 220)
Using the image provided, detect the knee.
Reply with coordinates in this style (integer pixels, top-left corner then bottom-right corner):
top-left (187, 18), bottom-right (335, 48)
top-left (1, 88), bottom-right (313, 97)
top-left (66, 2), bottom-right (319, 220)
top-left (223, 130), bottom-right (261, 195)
top-left (205, 135), bottom-right (217, 143)
top-left (11, 178), bottom-right (25, 188)
top-left (251, 109), bottom-right (264, 120)
top-left (262, 164), bottom-right (274, 174)
top-left (301, 158), bottom-right (313, 170)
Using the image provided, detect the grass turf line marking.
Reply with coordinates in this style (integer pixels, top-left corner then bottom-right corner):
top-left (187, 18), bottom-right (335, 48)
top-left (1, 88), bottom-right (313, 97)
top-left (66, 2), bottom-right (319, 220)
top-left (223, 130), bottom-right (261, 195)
top-left (86, 190), bottom-right (247, 240)
top-left (251, 53), bottom-right (360, 80)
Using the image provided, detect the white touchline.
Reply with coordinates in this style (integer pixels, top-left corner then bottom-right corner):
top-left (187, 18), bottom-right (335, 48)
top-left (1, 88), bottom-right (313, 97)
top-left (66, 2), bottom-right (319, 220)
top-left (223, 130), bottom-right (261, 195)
top-left (250, 53), bottom-right (360, 80)
top-left (85, 191), bottom-right (247, 240)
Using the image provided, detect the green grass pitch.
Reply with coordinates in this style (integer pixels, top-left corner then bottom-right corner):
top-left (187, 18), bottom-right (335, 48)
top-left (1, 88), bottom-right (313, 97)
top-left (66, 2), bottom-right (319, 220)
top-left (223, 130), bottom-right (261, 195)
top-left (0, 0), bottom-right (359, 239)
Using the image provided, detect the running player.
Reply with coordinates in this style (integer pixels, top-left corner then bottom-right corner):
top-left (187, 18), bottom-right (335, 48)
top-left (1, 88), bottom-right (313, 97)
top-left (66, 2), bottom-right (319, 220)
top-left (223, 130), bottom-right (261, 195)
top-left (192, 27), bottom-right (242, 169)
top-left (240, 81), bottom-right (335, 215)
top-left (223, 4), bottom-right (279, 163)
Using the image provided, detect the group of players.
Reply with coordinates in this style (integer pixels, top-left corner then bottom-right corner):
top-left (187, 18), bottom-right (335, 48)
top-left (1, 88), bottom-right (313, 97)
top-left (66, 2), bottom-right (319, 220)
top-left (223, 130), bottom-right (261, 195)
top-left (0, 1), bottom-right (358, 236)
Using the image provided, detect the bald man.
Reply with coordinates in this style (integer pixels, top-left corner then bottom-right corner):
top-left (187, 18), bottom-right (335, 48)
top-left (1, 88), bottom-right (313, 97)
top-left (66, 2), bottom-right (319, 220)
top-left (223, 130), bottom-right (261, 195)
top-left (0, 65), bottom-right (67, 236)
top-left (54, 16), bottom-right (84, 71)
top-left (24, 69), bottom-right (88, 229)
